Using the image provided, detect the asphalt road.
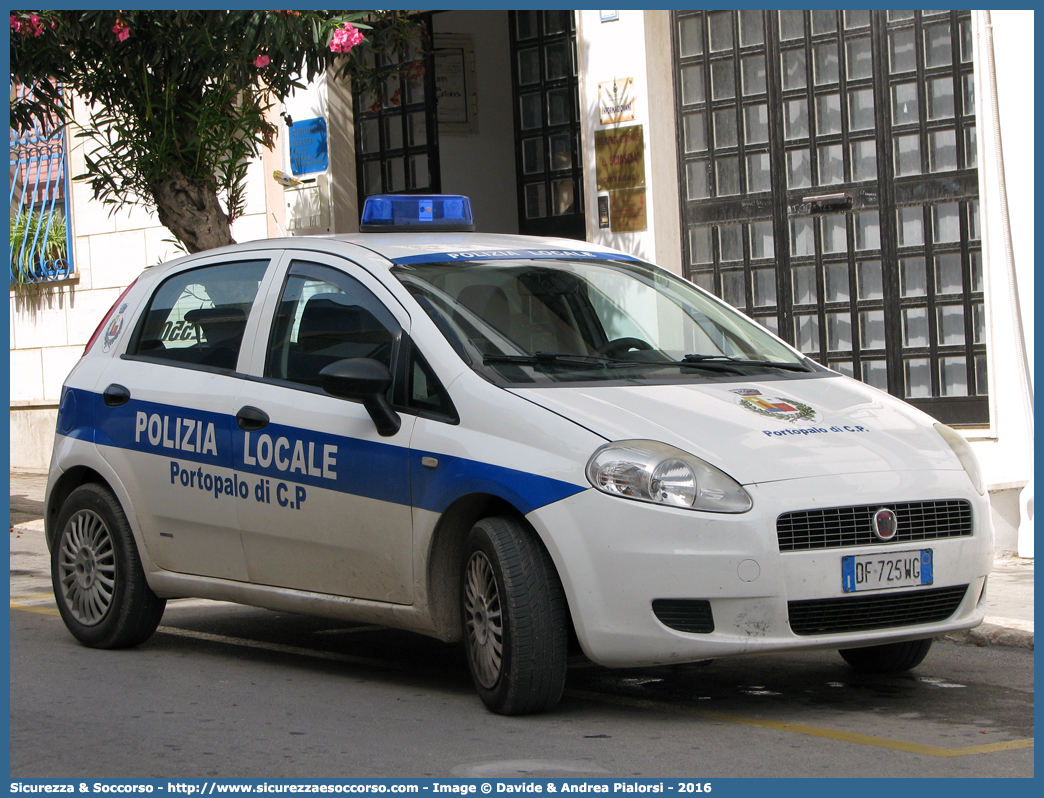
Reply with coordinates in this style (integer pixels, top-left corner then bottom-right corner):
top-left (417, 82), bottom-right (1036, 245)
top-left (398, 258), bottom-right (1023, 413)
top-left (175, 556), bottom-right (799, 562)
top-left (9, 592), bottom-right (1034, 779)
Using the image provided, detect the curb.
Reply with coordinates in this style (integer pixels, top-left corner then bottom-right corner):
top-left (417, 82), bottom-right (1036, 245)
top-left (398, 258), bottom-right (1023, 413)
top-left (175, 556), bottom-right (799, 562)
top-left (944, 622), bottom-right (1034, 650)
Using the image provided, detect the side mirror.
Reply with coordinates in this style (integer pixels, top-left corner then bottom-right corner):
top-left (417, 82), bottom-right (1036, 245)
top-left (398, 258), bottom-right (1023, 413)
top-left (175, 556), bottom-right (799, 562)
top-left (318, 358), bottom-right (401, 437)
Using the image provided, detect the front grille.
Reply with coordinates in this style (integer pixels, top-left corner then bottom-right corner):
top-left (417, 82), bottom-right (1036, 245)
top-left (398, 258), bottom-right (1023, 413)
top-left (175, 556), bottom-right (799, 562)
top-left (777, 500), bottom-right (972, 552)
top-left (652, 599), bottom-right (715, 634)
top-left (788, 585), bottom-right (968, 635)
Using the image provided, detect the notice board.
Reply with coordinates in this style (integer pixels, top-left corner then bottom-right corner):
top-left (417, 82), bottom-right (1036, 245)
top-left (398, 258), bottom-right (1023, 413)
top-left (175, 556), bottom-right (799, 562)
top-left (289, 117), bottom-right (329, 175)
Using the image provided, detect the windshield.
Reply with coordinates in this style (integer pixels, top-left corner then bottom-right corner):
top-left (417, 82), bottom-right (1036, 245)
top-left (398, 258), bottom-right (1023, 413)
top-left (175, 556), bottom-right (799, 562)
top-left (391, 258), bottom-right (818, 385)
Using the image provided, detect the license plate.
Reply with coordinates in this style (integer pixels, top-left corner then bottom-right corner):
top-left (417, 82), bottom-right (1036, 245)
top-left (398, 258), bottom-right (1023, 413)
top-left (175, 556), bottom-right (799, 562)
top-left (841, 549), bottom-right (933, 593)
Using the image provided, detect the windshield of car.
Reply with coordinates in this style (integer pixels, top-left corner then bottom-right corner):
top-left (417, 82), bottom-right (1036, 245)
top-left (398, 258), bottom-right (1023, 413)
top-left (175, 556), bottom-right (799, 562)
top-left (391, 258), bottom-right (819, 386)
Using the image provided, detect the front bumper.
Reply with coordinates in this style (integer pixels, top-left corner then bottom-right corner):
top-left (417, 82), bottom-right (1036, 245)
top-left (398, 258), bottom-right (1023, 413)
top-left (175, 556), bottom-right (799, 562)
top-left (529, 469), bottom-right (993, 667)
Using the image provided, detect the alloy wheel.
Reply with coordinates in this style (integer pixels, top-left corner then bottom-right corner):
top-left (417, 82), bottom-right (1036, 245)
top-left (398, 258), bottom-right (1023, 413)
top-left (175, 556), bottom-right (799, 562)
top-left (57, 509), bottom-right (117, 626)
top-left (463, 550), bottom-right (503, 688)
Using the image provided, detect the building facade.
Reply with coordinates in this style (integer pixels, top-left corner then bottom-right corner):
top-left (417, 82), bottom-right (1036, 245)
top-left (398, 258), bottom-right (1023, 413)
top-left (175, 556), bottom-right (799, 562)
top-left (9, 10), bottom-right (1033, 555)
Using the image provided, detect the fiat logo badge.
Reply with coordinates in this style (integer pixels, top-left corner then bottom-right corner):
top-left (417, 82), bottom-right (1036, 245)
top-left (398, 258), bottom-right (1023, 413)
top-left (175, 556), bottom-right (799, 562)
top-left (872, 508), bottom-right (899, 541)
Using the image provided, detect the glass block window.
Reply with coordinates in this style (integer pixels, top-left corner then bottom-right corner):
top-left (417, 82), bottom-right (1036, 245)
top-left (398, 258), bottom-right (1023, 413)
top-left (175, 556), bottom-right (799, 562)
top-left (673, 10), bottom-right (984, 424)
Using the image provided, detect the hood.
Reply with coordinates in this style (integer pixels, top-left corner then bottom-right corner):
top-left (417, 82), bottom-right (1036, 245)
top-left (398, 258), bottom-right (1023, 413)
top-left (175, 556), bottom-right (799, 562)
top-left (509, 376), bottom-right (961, 485)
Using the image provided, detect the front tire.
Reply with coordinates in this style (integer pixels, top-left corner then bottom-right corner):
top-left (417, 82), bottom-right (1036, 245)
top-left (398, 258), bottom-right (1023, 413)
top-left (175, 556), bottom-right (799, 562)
top-left (461, 516), bottom-right (568, 715)
top-left (51, 483), bottom-right (165, 649)
top-left (839, 638), bottom-right (934, 673)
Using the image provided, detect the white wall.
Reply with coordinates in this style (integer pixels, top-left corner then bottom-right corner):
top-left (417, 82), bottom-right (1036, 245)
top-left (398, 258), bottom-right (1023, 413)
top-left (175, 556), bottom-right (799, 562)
top-left (970, 10), bottom-right (1035, 556)
top-left (280, 74), bottom-right (339, 235)
top-left (576, 11), bottom-right (657, 263)
top-left (9, 95), bottom-right (279, 469)
top-left (989, 11), bottom-right (1034, 376)
top-left (968, 10), bottom-right (1035, 498)
top-left (433, 11), bottom-right (519, 234)
top-left (643, 11), bottom-right (683, 277)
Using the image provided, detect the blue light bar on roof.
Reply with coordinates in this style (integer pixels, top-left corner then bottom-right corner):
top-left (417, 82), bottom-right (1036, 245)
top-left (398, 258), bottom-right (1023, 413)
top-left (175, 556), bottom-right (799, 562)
top-left (360, 194), bottom-right (475, 233)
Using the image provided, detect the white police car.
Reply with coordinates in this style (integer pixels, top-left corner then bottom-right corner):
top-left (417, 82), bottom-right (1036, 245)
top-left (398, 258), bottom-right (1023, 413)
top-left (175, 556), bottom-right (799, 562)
top-left (47, 194), bottom-right (993, 715)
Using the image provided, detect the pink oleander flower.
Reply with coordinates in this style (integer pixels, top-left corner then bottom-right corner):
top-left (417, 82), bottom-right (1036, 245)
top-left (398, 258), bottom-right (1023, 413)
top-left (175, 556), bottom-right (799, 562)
top-left (330, 21), bottom-right (363, 54)
top-left (254, 53), bottom-right (270, 68)
top-left (112, 20), bottom-right (130, 42)
top-left (11, 13), bottom-right (45, 36)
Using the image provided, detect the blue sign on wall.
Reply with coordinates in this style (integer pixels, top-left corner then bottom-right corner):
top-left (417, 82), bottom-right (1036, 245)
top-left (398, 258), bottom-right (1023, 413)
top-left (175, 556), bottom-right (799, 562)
top-left (289, 117), bottom-right (329, 175)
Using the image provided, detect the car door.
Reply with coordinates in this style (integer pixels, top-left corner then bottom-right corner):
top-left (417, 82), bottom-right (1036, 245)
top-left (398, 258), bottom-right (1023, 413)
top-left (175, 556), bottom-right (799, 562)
top-left (232, 255), bottom-right (417, 603)
top-left (95, 255), bottom-right (275, 581)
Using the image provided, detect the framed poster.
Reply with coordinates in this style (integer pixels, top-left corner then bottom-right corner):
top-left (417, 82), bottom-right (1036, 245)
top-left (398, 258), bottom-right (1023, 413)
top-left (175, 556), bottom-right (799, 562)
top-left (434, 34), bottom-right (478, 135)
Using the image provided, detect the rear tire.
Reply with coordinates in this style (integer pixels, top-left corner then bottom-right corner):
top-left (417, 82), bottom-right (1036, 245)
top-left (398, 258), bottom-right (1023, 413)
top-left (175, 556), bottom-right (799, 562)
top-left (839, 638), bottom-right (933, 673)
top-left (51, 483), bottom-right (165, 649)
top-left (461, 516), bottom-right (568, 715)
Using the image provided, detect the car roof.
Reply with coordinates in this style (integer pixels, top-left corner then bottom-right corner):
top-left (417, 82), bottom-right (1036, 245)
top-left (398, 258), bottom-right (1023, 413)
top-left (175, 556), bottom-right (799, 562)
top-left (327, 232), bottom-right (634, 266)
top-left (142, 233), bottom-right (639, 280)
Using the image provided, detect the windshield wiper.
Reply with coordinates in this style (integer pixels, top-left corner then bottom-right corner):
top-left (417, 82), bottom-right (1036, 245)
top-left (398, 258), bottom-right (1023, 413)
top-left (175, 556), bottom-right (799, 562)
top-left (483, 352), bottom-right (624, 369)
top-left (482, 352), bottom-right (813, 374)
top-left (681, 354), bottom-right (812, 372)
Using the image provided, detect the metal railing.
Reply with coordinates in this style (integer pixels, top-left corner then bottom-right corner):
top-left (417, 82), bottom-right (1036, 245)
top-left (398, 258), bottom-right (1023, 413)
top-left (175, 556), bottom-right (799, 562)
top-left (10, 81), bottom-right (73, 284)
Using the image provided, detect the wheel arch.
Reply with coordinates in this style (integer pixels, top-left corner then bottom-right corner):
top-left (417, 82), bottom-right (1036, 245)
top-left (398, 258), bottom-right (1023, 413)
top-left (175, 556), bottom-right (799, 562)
top-left (46, 466), bottom-right (111, 551)
top-left (45, 461), bottom-right (159, 580)
top-left (424, 492), bottom-right (573, 644)
top-left (50, 478), bottom-right (167, 648)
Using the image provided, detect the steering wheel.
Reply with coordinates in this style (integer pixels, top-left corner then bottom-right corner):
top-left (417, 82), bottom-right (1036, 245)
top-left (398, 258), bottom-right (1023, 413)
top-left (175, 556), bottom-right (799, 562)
top-left (598, 337), bottom-right (654, 359)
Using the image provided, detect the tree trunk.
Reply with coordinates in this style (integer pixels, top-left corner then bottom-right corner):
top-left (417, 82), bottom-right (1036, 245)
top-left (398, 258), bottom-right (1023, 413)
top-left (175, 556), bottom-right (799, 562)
top-left (151, 171), bottom-right (236, 254)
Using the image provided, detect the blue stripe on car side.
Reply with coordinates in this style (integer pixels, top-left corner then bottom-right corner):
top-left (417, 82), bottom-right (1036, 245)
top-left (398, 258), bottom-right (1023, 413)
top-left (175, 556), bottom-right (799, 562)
top-left (61, 389), bottom-right (586, 513)
top-left (410, 450), bottom-right (585, 515)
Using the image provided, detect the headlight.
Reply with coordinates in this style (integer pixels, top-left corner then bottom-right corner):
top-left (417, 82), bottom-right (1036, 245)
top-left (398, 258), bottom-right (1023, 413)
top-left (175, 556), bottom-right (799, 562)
top-left (934, 423), bottom-right (986, 495)
top-left (586, 440), bottom-right (752, 513)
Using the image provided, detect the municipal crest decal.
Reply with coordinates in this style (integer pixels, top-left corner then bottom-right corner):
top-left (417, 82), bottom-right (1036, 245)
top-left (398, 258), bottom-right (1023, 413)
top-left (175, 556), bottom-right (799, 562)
top-left (102, 303), bottom-right (128, 352)
top-left (730, 388), bottom-right (820, 424)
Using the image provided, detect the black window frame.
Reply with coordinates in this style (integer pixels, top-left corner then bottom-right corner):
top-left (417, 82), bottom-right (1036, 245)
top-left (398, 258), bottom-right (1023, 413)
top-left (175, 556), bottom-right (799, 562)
top-left (508, 9), bottom-right (586, 239)
top-left (353, 14), bottom-right (441, 207)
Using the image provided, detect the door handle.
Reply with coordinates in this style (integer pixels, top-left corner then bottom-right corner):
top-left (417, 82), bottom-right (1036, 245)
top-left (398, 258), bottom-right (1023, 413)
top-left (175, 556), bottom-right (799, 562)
top-left (103, 384), bottom-right (131, 407)
top-left (235, 406), bottom-right (270, 431)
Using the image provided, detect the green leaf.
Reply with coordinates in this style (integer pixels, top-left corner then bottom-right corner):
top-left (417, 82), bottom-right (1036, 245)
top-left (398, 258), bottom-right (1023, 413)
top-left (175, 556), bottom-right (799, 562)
top-left (11, 10), bottom-right (426, 252)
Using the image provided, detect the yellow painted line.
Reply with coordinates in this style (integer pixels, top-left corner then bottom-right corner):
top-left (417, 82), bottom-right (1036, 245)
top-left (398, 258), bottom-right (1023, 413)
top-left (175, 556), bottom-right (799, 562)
top-left (567, 689), bottom-right (1034, 757)
top-left (12, 593), bottom-right (55, 600)
top-left (10, 602), bottom-right (59, 616)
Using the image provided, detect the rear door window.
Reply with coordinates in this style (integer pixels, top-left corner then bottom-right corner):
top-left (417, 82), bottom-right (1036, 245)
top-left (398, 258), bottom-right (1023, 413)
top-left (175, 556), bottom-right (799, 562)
top-left (131, 260), bottom-right (269, 371)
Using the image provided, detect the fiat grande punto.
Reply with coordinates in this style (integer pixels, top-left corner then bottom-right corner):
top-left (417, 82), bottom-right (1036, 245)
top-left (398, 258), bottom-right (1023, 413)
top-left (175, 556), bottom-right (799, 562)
top-left (46, 195), bottom-right (993, 714)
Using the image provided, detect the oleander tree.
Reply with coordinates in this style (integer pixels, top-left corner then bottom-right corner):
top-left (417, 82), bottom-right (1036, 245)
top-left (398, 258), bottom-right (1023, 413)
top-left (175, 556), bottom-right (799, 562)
top-left (10, 10), bottom-right (424, 253)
